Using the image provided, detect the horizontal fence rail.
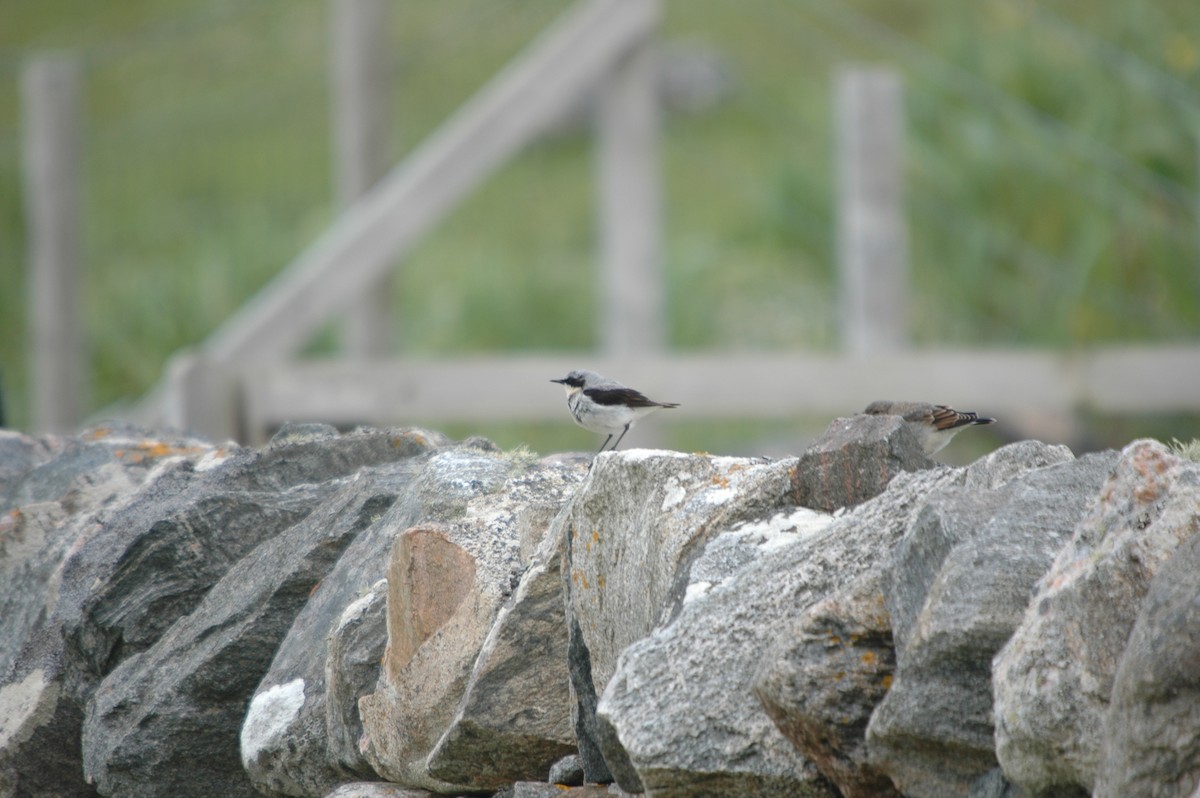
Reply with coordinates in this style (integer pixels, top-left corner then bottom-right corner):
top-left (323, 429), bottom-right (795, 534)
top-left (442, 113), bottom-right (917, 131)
top-left (237, 346), bottom-right (1200, 437)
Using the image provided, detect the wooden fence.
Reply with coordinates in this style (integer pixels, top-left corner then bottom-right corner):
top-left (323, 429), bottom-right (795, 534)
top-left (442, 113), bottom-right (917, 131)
top-left (21, 54), bottom-right (85, 434)
top-left (20, 0), bottom-right (1200, 445)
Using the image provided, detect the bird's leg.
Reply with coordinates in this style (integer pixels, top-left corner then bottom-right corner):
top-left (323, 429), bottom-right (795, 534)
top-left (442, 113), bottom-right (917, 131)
top-left (610, 424), bottom-right (631, 451)
top-left (596, 434), bottom-right (614, 454)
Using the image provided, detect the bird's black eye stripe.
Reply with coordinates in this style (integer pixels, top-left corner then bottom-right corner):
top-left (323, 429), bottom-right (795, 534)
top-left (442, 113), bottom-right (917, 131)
top-left (566, 376), bottom-right (585, 388)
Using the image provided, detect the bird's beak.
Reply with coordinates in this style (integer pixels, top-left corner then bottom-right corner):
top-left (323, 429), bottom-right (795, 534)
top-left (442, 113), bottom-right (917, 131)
top-left (550, 378), bottom-right (566, 384)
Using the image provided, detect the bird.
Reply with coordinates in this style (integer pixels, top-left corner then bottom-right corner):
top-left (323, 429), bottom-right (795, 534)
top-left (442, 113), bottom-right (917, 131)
top-left (862, 400), bottom-right (997, 456)
top-left (550, 369), bottom-right (680, 453)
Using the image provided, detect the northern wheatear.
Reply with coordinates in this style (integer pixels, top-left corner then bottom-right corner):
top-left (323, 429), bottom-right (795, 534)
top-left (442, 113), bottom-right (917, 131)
top-left (863, 400), bottom-right (997, 455)
top-left (551, 369), bottom-right (679, 453)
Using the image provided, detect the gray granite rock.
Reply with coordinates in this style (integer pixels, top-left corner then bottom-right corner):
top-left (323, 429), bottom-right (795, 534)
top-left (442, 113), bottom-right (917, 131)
top-left (995, 439), bottom-right (1200, 796)
top-left (83, 465), bottom-right (412, 798)
top-left (868, 447), bottom-right (1117, 797)
top-left (559, 449), bottom-right (801, 785)
top-left (1096, 531), bottom-right (1200, 797)
top-left (791, 413), bottom-right (934, 512)
top-left (0, 426), bottom-right (222, 797)
top-left (354, 452), bottom-right (584, 793)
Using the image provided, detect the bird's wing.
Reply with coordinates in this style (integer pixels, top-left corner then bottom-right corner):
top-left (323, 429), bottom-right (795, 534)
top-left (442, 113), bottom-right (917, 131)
top-left (927, 405), bottom-right (983, 431)
top-left (584, 386), bottom-right (669, 408)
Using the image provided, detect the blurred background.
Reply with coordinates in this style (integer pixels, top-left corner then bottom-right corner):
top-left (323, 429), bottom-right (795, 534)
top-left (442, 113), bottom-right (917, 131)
top-left (2, 0), bottom-right (1199, 462)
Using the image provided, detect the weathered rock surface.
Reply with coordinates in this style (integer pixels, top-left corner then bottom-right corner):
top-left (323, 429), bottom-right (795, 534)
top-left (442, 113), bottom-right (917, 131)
top-left (868, 445), bottom-right (1116, 797)
top-left (596, 506), bottom-right (841, 797)
top-left (353, 451), bottom-right (583, 794)
top-left (753, 443), bottom-right (1071, 798)
top-left (791, 413), bottom-right (934, 512)
top-left (425, 525), bottom-right (576, 790)
top-left (323, 783), bottom-right (436, 798)
top-left (325, 578), bottom-right (390, 781)
top-left (1096, 530), bottom-right (1200, 798)
top-left (242, 447), bottom-right (582, 796)
top-left (558, 450), bottom-right (806, 786)
top-left (82, 465), bottom-right (415, 797)
top-left (753, 568), bottom-right (901, 798)
top-left (549, 754), bottom-right (584, 787)
top-left (6, 422), bottom-right (1200, 798)
top-left (0, 429), bottom-right (60, 511)
top-left (754, 442), bottom-right (1067, 798)
top-left (994, 439), bottom-right (1200, 796)
top-left (0, 426), bottom-right (222, 797)
top-left (1, 424), bottom-right (443, 797)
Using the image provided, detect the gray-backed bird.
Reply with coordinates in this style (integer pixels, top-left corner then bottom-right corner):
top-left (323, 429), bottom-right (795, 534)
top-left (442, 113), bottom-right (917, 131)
top-left (551, 369), bottom-right (679, 453)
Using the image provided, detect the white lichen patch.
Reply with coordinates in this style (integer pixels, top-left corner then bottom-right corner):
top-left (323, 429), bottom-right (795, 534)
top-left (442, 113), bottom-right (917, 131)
top-left (661, 476), bottom-right (688, 511)
top-left (193, 447), bottom-right (236, 472)
top-left (700, 486), bottom-right (737, 506)
top-left (735, 507), bottom-right (833, 548)
top-left (240, 678), bottom-right (306, 767)
top-left (0, 669), bottom-right (56, 748)
top-left (683, 508), bottom-right (835, 605)
top-left (336, 580), bottom-right (386, 634)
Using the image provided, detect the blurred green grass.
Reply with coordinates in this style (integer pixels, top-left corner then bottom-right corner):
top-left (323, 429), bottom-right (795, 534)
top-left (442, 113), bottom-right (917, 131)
top-left (1, 0), bottom-right (1198, 453)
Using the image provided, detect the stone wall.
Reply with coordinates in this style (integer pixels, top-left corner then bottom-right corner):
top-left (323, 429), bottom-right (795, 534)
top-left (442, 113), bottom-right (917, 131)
top-left (1, 418), bottom-right (1197, 798)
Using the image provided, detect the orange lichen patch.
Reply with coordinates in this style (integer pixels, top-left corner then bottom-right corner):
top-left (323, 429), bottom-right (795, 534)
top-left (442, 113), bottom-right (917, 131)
top-left (1129, 444), bottom-right (1174, 504)
top-left (82, 427), bottom-right (111, 441)
top-left (597, 574), bottom-right (606, 590)
top-left (710, 474), bottom-right (730, 489)
top-left (1134, 483), bottom-right (1161, 504)
top-left (571, 569), bottom-right (590, 589)
top-left (115, 441), bottom-right (209, 464)
top-left (881, 674), bottom-right (894, 689)
top-left (860, 651), bottom-right (878, 667)
top-left (396, 432), bottom-right (427, 448)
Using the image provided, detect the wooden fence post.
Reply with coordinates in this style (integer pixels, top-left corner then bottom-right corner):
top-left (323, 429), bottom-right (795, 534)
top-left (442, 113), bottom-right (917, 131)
top-left (21, 53), bottom-right (85, 434)
top-left (595, 18), bottom-right (667, 448)
top-left (836, 68), bottom-right (908, 356)
top-left (596, 28), bottom-right (665, 357)
top-left (163, 350), bottom-right (239, 442)
top-left (332, 0), bottom-right (394, 356)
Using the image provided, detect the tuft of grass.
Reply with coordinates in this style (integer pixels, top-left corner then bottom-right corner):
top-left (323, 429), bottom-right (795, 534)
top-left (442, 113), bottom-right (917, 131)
top-left (1168, 438), bottom-right (1200, 463)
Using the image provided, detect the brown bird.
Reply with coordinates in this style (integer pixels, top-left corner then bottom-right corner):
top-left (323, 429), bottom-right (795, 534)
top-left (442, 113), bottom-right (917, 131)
top-left (863, 400), bottom-right (997, 455)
